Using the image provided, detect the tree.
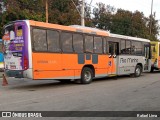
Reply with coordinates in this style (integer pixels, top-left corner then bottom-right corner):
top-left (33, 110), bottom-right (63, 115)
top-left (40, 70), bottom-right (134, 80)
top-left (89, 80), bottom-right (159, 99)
top-left (0, 0), bottom-right (46, 38)
top-left (92, 2), bottom-right (159, 40)
top-left (0, 0), bottom-right (83, 38)
top-left (93, 2), bottom-right (115, 30)
top-left (0, 1), bottom-right (159, 40)
top-left (48, 0), bottom-right (80, 25)
top-left (111, 9), bottom-right (133, 36)
top-left (147, 14), bottom-right (159, 41)
top-left (84, 2), bottom-right (93, 27)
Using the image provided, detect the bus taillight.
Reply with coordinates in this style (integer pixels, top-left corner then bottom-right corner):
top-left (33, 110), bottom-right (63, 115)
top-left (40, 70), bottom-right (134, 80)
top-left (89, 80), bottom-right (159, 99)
top-left (24, 56), bottom-right (28, 70)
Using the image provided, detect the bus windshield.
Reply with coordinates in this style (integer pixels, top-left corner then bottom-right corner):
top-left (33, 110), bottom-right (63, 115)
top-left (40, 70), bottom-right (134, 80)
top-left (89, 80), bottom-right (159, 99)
top-left (2, 23), bottom-right (25, 70)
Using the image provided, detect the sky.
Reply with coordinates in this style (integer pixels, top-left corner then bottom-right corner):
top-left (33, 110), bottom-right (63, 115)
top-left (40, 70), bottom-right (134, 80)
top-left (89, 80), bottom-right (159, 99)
top-left (86, 0), bottom-right (160, 20)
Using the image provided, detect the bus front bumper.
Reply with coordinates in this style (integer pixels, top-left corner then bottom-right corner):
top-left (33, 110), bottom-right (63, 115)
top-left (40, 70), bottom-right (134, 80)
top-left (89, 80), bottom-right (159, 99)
top-left (5, 70), bottom-right (24, 78)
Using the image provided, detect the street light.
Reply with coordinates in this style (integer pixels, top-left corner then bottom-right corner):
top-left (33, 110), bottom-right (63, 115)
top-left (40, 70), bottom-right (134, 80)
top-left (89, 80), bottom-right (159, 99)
top-left (150, 0), bottom-right (153, 35)
top-left (81, 0), bottom-right (85, 26)
top-left (46, 0), bottom-right (48, 23)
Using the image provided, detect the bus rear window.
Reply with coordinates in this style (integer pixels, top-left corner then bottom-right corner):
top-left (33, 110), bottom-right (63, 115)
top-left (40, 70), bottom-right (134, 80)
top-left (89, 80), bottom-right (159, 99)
top-left (17, 26), bottom-right (23, 37)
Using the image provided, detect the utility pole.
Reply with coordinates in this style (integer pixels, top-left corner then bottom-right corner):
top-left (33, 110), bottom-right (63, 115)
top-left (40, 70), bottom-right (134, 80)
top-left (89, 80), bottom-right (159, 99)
top-left (150, 0), bottom-right (153, 35)
top-left (46, 0), bottom-right (48, 23)
top-left (81, 0), bottom-right (85, 26)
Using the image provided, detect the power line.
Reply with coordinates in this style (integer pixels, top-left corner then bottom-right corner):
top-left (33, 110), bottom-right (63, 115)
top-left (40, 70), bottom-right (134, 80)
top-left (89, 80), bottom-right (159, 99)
top-left (89, 0), bottom-right (93, 6)
top-left (150, 0), bottom-right (153, 35)
top-left (71, 0), bottom-right (81, 17)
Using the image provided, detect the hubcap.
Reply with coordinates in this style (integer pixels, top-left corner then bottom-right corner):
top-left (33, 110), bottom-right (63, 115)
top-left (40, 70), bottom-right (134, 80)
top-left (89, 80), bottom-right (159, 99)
top-left (84, 71), bottom-right (91, 82)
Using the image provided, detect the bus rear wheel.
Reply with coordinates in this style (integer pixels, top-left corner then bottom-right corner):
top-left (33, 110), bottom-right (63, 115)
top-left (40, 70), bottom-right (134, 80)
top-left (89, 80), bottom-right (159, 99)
top-left (134, 65), bottom-right (142, 77)
top-left (81, 67), bottom-right (93, 84)
top-left (150, 67), bottom-right (154, 72)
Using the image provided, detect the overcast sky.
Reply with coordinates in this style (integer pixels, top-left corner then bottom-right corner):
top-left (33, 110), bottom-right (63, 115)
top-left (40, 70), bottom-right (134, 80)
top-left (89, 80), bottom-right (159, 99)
top-left (86, 0), bottom-right (160, 20)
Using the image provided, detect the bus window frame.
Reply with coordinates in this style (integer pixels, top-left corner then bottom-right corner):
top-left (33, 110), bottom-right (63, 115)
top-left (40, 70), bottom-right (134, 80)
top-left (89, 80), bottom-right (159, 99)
top-left (60, 31), bottom-right (74, 53)
top-left (47, 29), bottom-right (61, 53)
top-left (103, 37), bottom-right (107, 54)
top-left (120, 39), bottom-right (126, 55)
top-left (31, 26), bottom-right (62, 53)
top-left (84, 34), bottom-right (94, 54)
top-left (131, 41), bottom-right (143, 56)
top-left (31, 26), bottom-right (110, 55)
top-left (93, 35), bottom-right (103, 54)
top-left (32, 27), bottom-right (48, 52)
top-left (72, 32), bottom-right (84, 54)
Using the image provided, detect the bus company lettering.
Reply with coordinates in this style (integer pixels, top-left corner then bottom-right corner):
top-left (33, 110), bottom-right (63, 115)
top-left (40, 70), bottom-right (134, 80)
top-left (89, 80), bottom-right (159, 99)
top-left (120, 58), bottom-right (138, 63)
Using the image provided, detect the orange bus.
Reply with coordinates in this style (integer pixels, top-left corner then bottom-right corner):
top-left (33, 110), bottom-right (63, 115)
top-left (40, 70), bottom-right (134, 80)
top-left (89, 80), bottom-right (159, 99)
top-left (2, 20), bottom-right (151, 84)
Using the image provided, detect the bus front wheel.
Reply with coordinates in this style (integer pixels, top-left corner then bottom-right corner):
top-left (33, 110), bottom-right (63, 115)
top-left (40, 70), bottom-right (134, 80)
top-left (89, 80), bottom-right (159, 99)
top-left (81, 67), bottom-right (93, 84)
top-left (134, 65), bottom-right (142, 77)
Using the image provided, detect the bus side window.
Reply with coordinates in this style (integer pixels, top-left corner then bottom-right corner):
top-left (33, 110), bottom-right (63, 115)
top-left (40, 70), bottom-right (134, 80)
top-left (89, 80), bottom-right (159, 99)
top-left (61, 32), bottom-right (73, 53)
top-left (108, 42), bottom-right (113, 55)
top-left (126, 40), bottom-right (131, 54)
top-left (47, 30), bottom-right (60, 52)
top-left (103, 38), bottom-right (107, 54)
top-left (33, 29), bottom-right (47, 52)
top-left (120, 40), bottom-right (126, 54)
top-left (132, 41), bottom-right (142, 55)
top-left (94, 36), bottom-right (102, 54)
top-left (73, 33), bottom-right (83, 53)
top-left (85, 35), bottom-right (93, 53)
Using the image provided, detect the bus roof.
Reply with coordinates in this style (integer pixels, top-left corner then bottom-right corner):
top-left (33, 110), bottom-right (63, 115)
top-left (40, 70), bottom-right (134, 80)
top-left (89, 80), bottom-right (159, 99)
top-left (29, 20), bottom-right (109, 36)
top-left (150, 41), bottom-right (160, 43)
top-left (110, 33), bottom-right (150, 42)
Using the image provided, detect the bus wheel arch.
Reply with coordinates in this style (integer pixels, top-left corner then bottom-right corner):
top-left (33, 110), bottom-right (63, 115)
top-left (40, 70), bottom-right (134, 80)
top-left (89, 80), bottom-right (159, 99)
top-left (80, 65), bottom-right (95, 84)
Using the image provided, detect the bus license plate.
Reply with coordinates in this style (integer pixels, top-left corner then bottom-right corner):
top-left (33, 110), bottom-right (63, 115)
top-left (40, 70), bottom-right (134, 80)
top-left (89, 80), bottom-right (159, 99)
top-left (10, 66), bottom-right (16, 69)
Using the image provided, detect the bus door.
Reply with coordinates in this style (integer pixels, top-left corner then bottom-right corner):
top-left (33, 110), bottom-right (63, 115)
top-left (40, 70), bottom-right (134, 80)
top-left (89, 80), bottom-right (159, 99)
top-left (144, 44), bottom-right (151, 71)
top-left (108, 42), bottom-right (119, 74)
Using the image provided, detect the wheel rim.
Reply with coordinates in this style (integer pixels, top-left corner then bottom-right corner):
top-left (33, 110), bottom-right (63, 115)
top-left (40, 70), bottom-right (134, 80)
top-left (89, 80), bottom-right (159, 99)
top-left (84, 71), bottom-right (91, 82)
top-left (136, 67), bottom-right (141, 76)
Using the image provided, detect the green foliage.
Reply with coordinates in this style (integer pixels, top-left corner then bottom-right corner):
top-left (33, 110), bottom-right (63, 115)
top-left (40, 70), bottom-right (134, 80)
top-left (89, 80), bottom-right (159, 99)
top-left (0, 0), bottom-right (81, 38)
top-left (93, 3), bottom-right (115, 30)
top-left (0, 0), bottom-right (46, 37)
top-left (0, 0), bottom-right (159, 40)
top-left (48, 0), bottom-right (80, 25)
top-left (93, 3), bottom-right (159, 41)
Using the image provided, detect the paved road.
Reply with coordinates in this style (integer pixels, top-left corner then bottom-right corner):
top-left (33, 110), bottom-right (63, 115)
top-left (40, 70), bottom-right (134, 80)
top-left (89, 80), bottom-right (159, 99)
top-left (0, 72), bottom-right (160, 120)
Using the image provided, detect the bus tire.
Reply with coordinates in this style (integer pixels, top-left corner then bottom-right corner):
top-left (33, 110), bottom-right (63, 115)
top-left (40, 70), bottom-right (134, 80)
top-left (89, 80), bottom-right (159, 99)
top-left (81, 67), bottom-right (93, 84)
top-left (134, 65), bottom-right (142, 77)
top-left (150, 67), bottom-right (154, 72)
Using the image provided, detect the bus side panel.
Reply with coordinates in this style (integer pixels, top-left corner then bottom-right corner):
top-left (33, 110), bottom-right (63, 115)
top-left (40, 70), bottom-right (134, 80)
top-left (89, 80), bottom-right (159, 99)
top-left (32, 53), bottom-right (114, 79)
top-left (62, 54), bottom-right (112, 78)
top-left (32, 53), bottom-right (79, 79)
top-left (33, 70), bottom-right (75, 79)
top-left (117, 55), bottom-right (145, 75)
top-left (32, 53), bottom-right (65, 79)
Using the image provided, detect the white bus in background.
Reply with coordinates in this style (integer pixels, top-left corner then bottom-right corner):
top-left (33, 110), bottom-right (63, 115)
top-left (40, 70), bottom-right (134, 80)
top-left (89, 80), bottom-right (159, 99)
top-left (108, 33), bottom-right (151, 76)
